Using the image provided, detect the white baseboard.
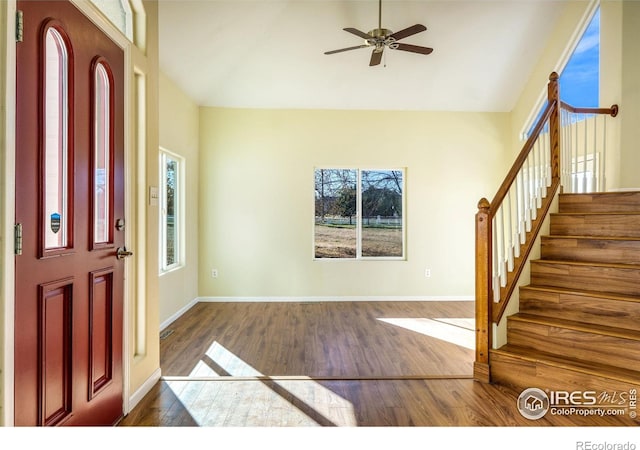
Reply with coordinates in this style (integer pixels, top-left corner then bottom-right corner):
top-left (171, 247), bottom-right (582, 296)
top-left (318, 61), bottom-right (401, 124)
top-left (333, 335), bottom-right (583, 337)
top-left (197, 295), bottom-right (474, 303)
top-left (160, 297), bottom-right (199, 331)
top-left (126, 367), bottom-right (161, 414)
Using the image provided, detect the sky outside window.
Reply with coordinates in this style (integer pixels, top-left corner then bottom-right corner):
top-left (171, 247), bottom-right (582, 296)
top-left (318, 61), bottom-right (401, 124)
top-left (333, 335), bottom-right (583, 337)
top-left (560, 8), bottom-right (600, 106)
top-left (525, 8), bottom-right (599, 138)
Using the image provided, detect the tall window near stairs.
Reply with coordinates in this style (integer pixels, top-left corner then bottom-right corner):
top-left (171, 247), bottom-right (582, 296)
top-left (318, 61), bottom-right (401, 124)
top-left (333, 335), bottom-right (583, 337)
top-left (560, 7), bottom-right (600, 107)
top-left (524, 7), bottom-right (600, 139)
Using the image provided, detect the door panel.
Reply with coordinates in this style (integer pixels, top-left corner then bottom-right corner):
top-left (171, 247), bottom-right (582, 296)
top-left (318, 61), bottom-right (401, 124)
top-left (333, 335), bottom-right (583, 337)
top-left (89, 268), bottom-right (114, 399)
top-left (39, 278), bottom-right (73, 426)
top-left (15, 0), bottom-right (125, 426)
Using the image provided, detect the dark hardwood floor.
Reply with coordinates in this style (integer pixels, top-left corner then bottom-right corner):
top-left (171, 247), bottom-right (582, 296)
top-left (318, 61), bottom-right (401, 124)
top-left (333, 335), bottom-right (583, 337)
top-left (118, 301), bottom-right (639, 428)
top-left (119, 376), bottom-right (639, 427)
top-left (158, 301), bottom-right (475, 378)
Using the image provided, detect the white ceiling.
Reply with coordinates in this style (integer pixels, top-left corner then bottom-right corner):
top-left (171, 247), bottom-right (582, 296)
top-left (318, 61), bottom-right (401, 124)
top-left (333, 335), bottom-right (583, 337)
top-left (158, 0), bottom-right (569, 112)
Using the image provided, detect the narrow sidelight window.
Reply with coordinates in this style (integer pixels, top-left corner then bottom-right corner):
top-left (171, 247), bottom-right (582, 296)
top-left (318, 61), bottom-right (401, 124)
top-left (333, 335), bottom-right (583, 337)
top-left (159, 149), bottom-right (183, 272)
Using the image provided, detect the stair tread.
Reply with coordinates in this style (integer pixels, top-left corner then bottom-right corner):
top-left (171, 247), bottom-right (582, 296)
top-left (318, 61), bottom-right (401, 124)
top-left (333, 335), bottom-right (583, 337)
top-left (560, 189), bottom-right (640, 197)
top-left (552, 211), bottom-right (640, 215)
top-left (560, 191), bottom-right (640, 195)
top-left (531, 258), bottom-right (640, 269)
top-left (521, 285), bottom-right (640, 304)
top-left (510, 312), bottom-right (640, 341)
top-left (492, 344), bottom-right (640, 383)
top-left (545, 235), bottom-right (640, 242)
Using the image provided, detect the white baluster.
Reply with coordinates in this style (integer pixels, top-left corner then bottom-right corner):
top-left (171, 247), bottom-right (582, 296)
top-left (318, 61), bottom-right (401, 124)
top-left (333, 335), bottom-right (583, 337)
top-left (583, 113), bottom-right (588, 193)
top-left (517, 171), bottom-right (526, 244)
top-left (492, 216), bottom-right (500, 302)
top-left (601, 115), bottom-right (607, 192)
top-left (506, 189), bottom-right (515, 270)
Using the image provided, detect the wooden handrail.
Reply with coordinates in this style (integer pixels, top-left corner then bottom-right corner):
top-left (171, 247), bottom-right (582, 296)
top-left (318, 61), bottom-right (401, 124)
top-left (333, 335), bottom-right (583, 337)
top-left (560, 101), bottom-right (619, 117)
top-left (473, 71), bottom-right (620, 383)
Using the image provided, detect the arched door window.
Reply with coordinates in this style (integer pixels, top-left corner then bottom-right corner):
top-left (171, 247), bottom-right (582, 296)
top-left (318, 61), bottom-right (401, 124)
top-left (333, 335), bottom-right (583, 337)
top-left (43, 26), bottom-right (72, 252)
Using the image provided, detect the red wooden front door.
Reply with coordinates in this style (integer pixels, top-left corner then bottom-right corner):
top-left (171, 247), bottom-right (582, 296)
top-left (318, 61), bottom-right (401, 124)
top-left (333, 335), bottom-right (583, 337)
top-left (15, 0), bottom-right (126, 426)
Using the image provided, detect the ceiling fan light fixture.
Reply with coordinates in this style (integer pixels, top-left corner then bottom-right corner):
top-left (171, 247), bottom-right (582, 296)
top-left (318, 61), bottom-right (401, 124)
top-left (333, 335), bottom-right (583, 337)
top-left (324, 0), bottom-right (433, 66)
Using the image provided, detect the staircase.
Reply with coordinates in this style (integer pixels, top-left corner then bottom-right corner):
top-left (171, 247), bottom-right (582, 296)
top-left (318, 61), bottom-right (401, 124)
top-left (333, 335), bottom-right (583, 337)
top-left (490, 191), bottom-right (640, 392)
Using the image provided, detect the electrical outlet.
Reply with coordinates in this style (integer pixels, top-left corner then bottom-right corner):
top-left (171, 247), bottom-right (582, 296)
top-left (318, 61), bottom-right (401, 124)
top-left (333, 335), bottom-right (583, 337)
top-left (211, 269), bottom-right (218, 278)
top-left (424, 268), bottom-right (431, 278)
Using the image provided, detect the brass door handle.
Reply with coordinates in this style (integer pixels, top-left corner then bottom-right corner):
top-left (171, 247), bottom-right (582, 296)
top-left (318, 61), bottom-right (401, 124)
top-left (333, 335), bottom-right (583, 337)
top-left (116, 247), bottom-right (133, 260)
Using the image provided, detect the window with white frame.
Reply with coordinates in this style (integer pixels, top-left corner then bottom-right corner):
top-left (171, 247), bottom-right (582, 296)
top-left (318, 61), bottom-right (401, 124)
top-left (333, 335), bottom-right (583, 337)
top-left (314, 168), bottom-right (405, 259)
top-left (160, 149), bottom-right (183, 272)
top-left (89, 0), bottom-right (134, 41)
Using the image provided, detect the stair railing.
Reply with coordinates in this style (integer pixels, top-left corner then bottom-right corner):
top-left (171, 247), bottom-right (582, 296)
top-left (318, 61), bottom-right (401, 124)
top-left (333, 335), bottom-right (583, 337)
top-left (560, 102), bottom-right (618, 193)
top-left (474, 72), bottom-right (619, 381)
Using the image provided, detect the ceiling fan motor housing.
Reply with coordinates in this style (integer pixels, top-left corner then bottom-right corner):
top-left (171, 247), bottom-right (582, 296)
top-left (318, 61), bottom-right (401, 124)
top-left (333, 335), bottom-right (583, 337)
top-left (368, 28), bottom-right (393, 39)
top-left (367, 28), bottom-right (398, 52)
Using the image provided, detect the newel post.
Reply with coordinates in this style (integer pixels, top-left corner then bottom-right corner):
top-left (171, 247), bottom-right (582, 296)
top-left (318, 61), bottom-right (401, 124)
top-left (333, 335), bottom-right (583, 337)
top-left (474, 197), bottom-right (492, 382)
top-left (548, 72), bottom-right (561, 183)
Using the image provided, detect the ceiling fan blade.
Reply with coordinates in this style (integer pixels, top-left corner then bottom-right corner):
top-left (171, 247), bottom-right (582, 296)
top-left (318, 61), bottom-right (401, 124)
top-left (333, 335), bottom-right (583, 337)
top-left (369, 49), bottom-right (383, 66)
top-left (394, 43), bottom-right (433, 55)
top-left (389, 24), bottom-right (427, 41)
top-left (324, 44), bottom-right (370, 55)
top-left (343, 27), bottom-right (374, 41)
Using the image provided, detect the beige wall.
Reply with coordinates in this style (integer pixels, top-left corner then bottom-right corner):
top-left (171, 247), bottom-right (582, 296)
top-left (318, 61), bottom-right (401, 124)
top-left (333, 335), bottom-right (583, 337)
top-left (158, 72), bottom-right (200, 325)
top-left (198, 107), bottom-right (510, 299)
top-left (600, 0), bottom-right (623, 189)
top-left (618, 1), bottom-right (640, 189)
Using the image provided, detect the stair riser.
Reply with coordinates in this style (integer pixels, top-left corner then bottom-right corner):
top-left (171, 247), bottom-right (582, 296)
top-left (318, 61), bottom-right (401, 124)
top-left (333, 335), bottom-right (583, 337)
top-left (541, 237), bottom-right (640, 264)
top-left (519, 288), bottom-right (640, 331)
top-left (550, 214), bottom-right (640, 238)
top-left (559, 192), bottom-right (640, 214)
top-left (490, 352), bottom-right (640, 401)
top-left (531, 261), bottom-right (640, 296)
top-left (507, 320), bottom-right (640, 371)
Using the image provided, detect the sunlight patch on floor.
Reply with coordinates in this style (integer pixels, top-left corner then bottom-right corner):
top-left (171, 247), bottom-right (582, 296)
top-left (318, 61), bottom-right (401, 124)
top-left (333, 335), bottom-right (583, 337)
top-left (377, 317), bottom-right (475, 350)
top-left (166, 341), bottom-right (357, 426)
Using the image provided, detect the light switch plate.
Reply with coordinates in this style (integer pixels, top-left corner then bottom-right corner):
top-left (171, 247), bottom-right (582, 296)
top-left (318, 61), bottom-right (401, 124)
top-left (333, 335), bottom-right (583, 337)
top-left (149, 186), bottom-right (159, 206)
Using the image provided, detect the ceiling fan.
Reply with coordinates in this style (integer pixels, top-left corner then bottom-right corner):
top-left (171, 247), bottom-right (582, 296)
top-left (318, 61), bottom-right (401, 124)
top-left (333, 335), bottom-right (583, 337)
top-left (324, 0), bottom-right (433, 66)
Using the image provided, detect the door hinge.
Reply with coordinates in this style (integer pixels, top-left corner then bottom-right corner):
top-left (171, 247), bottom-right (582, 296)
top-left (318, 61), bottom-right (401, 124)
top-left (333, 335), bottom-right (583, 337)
top-left (14, 223), bottom-right (23, 255)
top-left (16, 10), bottom-right (24, 43)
